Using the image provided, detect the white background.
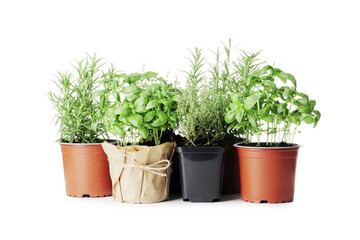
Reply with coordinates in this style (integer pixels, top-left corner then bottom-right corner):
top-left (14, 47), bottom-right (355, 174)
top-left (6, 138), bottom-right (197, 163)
top-left (1, 0), bottom-right (359, 239)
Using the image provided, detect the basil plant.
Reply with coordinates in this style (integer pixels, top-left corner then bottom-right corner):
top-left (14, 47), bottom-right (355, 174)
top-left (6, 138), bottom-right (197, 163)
top-left (96, 68), bottom-right (181, 146)
top-left (225, 58), bottom-right (321, 146)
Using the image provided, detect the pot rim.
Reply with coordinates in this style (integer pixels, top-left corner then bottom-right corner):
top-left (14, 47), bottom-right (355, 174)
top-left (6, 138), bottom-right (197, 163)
top-left (58, 140), bottom-right (117, 146)
top-left (176, 146), bottom-right (224, 153)
top-left (233, 142), bottom-right (301, 149)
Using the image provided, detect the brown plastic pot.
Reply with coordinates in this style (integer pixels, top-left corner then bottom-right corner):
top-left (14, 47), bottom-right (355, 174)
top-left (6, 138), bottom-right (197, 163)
top-left (234, 143), bottom-right (300, 203)
top-left (221, 143), bottom-right (241, 194)
top-left (60, 142), bottom-right (112, 197)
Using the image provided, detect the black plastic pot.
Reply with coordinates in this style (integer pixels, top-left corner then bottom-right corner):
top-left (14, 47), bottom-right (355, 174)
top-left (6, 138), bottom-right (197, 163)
top-left (176, 147), bottom-right (225, 202)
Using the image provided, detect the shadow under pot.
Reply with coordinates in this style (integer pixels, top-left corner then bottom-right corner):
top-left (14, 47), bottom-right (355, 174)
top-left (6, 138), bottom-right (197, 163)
top-left (176, 147), bottom-right (224, 202)
top-left (234, 143), bottom-right (300, 203)
top-left (221, 143), bottom-right (241, 194)
top-left (60, 142), bottom-right (112, 197)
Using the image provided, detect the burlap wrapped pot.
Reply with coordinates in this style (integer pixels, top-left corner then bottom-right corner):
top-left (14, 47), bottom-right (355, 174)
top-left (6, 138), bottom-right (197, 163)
top-left (102, 141), bottom-right (175, 204)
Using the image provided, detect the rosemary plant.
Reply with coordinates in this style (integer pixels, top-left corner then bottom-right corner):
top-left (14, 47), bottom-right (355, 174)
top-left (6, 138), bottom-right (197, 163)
top-left (177, 48), bottom-right (228, 147)
top-left (49, 54), bottom-right (110, 143)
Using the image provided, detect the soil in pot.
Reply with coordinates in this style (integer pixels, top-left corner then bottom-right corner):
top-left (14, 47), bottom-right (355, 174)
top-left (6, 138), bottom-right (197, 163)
top-left (235, 143), bottom-right (299, 203)
top-left (60, 142), bottom-right (112, 197)
top-left (221, 143), bottom-right (241, 194)
top-left (177, 147), bottom-right (224, 202)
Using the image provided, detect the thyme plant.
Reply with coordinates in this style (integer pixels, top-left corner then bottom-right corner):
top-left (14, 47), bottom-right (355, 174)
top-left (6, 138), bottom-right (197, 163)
top-left (225, 52), bottom-right (321, 146)
top-left (177, 48), bottom-right (228, 147)
top-left (49, 54), bottom-right (110, 143)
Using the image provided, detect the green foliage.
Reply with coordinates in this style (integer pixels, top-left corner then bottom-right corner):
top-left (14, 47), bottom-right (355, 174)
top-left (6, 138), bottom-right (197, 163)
top-left (177, 48), bottom-right (229, 147)
top-left (48, 54), bottom-right (110, 143)
top-left (97, 68), bottom-right (180, 146)
top-left (225, 52), bottom-right (321, 146)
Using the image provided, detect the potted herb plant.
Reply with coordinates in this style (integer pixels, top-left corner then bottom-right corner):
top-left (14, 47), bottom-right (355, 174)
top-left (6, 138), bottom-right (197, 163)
top-left (98, 68), bottom-right (181, 203)
top-left (225, 52), bottom-right (321, 203)
top-left (176, 48), bottom-right (229, 202)
top-left (49, 54), bottom-right (112, 197)
top-left (208, 40), bottom-right (244, 194)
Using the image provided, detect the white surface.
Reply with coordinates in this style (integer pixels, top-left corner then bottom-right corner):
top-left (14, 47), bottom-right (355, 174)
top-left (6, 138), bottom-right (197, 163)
top-left (1, 0), bottom-right (359, 239)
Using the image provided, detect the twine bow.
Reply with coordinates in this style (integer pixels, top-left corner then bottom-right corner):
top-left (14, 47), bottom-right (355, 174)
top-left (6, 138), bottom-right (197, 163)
top-left (109, 152), bottom-right (171, 177)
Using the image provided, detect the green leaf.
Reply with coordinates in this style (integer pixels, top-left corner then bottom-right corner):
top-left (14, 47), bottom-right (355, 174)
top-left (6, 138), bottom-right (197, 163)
top-left (297, 92), bottom-right (309, 99)
top-left (231, 93), bottom-right (242, 105)
top-left (244, 94), bottom-right (260, 110)
top-left (283, 89), bottom-right (294, 98)
top-left (128, 114), bottom-right (143, 127)
top-left (115, 92), bottom-right (121, 102)
top-left (291, 110), bottom-right (301, 116)
top-left (237, 92), bottom-right (250, 98)
top-left (99, 79), bottom-right (114, 84)
top-left (157, 77), bottom-right (167, 85)
top-left (309, 100), bottom-right (316, 110)
top-left (293, 100), bottom-right (301, 107)
top-left (269, 103), bottom-right (278, 114)
top-left (129, 73), bottom-right (141, 83)
top-left (226, 122), bottom-right (236, 133)
top-left (313, 110), bottom-right (321, 119)
top-left (143, 122), bottom-right (153, 129)
top-left (135, 96), bottom-right (148, 109)
top-left (291, 115), bottom-right (301, 125)
top-left (115, 105), bottom-right (131, 116)
top-left (277, 103), bottom-right (287, 113)
top-left (299, 104), bottom-right (311, 114)
top-left (146, 99), bottom-right (161, 109)
top-left (172, 95), bottom-right (181, 102)
top-left (169, 113), bottom-right (178, 122)
top-left (262, 115), bottom-right (274, 123)
top-left (248, 112), bottom-right (258, 128)
top-left (260, 65), bottom-right (273, 75)
top-left (259, 105), bottom-right (270, 117)
top-left (158, 111), bottom-right (168, 124)
top-left (224, 110), bottom-right (236, 124)
top-left (301, 115), bottom-right (315, 124)
top-left (235, 109), bottom-right (244, 122)
top-left (245, 75), bottom-right (258, 86)
top-left (272, 68), bottom-right (282, 76)
top-left (121, 85), bottom-right (141, 94)
top-left (126, 94), bottom-right (138, 102)
top-left (277, 72), bottom-right (288, 84)
top-left (135, 106), bottom-right (147, 113)
top-left (313, 110), bottom-right (321, 127)
top-left (297, 98), bottom-right (308, 105)
top-left (263, 80), bottom-right (276, 89)
top-left (118, 115), bottom-right (129, 124)
top-left (109, 126), bottom-right (125, 138)
top-left (152, 119), bottom-right (163, 127)
top-left (139, 125), bottom-right (149, 139)
top-left (93, 90), bottom-right (109, 99)
top-left (234, 121), bottom-right (248, 129)
top-left (144, 111), bottom-right (156, 122)
top-left (143, 71), bottom-right (158, 79)
top-left (275, 114), bottom-right (286, 121)
top-left (285, 73), bottom-right (297, 87)
top-left (261, 76), bottom-right (274, 81)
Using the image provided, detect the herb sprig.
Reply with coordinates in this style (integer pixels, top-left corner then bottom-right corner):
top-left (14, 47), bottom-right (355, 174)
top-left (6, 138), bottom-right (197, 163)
top-left (49, 54), bottom-right (109, 143)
